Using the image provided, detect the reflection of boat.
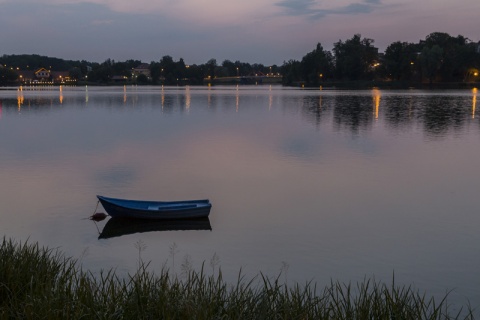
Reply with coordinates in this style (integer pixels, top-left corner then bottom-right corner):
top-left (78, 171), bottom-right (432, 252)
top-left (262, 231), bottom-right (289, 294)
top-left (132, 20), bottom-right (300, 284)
top-left (97, 195), bottom-right (212, 219)
top-left (99, 217), bottom-right (212, 239)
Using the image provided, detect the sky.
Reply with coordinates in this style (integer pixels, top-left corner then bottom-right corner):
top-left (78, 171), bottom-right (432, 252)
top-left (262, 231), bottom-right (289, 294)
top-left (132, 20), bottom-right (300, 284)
top-left (0, 0), bottom-right (479, 65)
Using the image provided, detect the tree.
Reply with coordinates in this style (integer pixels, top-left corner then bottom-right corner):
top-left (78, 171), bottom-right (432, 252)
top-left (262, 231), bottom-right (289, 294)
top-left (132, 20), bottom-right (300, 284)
top-left (184, 64), bottom-right (204, 84)
top-left (87, 59), bottom-right (115, 83)
top-left (150, 62), bottom-right (162, 84)
top-left (136, 74), bottom-right (149, 84)
top-left (420, 45), bottom-right (443, 83)
top-left (174, 58), bottom-right (187, 81)
top-left (0, 67), bottom-right (18, 85)
top-left (301, 43), bottom-right (334, 85)
top-left (159, 55), bottom-right (176, 84)
top-left (281, 59), bottom-right (301, 85)
top-left (69, 67), bottom-right (83, 80)
top-left (383, 41), bottom-right (419, 81)
top-left (333, 34), bottom-right (378, 81)
top-left (206, 59), bottom-right (217, 79)
top-left (221, 60), bottom-right (237, 77)
top-left (421, 32), bottom-right (480, 82)
top-left (0, 54), bottom-right (79, 71)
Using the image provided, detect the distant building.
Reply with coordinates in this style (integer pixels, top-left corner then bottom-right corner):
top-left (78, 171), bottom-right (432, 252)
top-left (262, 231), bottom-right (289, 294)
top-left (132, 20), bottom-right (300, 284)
top-left (132, 63), bottom-right (151, 79)
top-left (35, 68), bottom-right (50, 80)
top-left (16, 68), bottom-right (74, 84)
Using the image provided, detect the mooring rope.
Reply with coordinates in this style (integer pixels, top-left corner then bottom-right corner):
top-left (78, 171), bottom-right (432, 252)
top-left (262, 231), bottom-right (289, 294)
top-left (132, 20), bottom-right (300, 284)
top-left (93, 200), bottom-right (100, 215)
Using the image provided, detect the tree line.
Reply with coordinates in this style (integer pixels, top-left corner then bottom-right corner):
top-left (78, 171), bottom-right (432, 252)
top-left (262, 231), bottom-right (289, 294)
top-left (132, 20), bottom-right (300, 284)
top-left (0, 54), bottom-right (280, 86)
top-left (1, 32), bottom-right (479, 86)
top-left (284, 32), bottom-right (480, 86)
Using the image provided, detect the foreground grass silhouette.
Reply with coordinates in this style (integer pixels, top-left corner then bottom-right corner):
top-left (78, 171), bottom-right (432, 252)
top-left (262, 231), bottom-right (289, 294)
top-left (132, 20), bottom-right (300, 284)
top-left (0, 238), bottom-right (475, 319)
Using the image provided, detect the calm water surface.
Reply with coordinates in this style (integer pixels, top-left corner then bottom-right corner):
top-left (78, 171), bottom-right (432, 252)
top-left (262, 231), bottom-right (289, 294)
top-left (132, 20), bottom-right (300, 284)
top-left (0, 85), bottom-right (479, 311)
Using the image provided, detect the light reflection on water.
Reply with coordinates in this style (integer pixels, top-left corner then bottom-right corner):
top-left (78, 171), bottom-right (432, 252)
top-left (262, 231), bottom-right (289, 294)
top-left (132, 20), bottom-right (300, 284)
top-left (0, 85), bottom-right (479, 312)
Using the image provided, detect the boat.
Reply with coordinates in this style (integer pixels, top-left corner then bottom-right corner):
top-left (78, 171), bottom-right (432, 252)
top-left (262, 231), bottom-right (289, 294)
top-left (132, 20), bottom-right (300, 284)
top-left (99, 217), bottom-right (212, 239)
top-left (96, 195), bottom-right (212, 220)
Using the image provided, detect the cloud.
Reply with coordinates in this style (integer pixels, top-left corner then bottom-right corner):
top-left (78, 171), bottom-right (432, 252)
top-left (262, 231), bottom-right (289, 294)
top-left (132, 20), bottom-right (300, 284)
top-left (90, 19), bottom-right (114, 26)
top-left (1, 0), bottom-right (277, 26)
top-left (1, 0), bottom-right (478, 65)
top-left (276, 0), bottom-right (381, 19)
top-left (276, 0), bottom-right (314, 14)
top-left (0, 0), bottom-right (283, 63)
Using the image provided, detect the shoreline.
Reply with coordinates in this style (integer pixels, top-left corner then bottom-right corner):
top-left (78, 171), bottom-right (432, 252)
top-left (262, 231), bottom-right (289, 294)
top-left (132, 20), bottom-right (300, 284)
top-left (2, 79), bottom-right (478, 90)
top-left (0, 237), bottom-right (475, 319)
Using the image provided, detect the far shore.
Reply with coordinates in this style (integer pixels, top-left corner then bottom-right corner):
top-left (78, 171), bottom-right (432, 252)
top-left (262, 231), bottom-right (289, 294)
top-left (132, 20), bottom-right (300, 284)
top-left (3, 80), bottom-right (478, 90)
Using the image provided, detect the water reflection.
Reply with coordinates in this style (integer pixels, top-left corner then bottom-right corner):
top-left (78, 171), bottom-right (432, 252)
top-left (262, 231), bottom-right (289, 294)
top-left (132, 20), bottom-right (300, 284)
top-left (236, 85), bottom-right (240, 111)
top-left (422, 96), bottom-right (467, 137)
top-left (98, 217), bottom-right (212, 239)
top-left (59, 86), bottom-right (63, 104)
top-left (334, 95), bottom-right (374, 134)
top-left (383, 96), bottom-right (415, 131)
top-left (207, 84), bottom-right (212, 107)
top-left (473, 88), bottom-right (477, 119)
top-left (186, 86), bottom-right (191, 110)
top-left (1, 87), bottom-right (479, 138)
top-left (300, 95), bottom-right (330, 127)
top-left (268, 85), bottom-right (273, 110)
top-left (372, 88), bottom-right (381, 120)
top-left (17, 87), bottom-right (24, 111)
top-left (161, 86), bottom-right (165, 108)
top-left (0, 86), bottom-right (479, 310)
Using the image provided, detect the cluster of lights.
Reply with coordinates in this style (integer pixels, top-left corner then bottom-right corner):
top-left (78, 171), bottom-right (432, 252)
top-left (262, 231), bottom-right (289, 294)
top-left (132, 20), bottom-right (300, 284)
top-left (19, 78), bottom-right (78, 85)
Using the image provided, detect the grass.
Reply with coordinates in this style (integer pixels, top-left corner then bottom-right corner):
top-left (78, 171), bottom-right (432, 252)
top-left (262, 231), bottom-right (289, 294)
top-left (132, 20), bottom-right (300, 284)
top-left (0, 237), bottom-right (475, 319)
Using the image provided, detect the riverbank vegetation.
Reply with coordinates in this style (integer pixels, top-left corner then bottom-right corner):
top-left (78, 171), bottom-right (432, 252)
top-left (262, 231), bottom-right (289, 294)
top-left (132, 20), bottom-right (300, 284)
top-left (0, 238), bottom-right (475, 319)
top-left (1, 31), bottom-right (479, 87)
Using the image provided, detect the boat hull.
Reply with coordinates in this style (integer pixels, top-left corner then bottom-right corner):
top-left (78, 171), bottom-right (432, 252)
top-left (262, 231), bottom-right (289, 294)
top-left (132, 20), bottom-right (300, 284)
top-left (97, 195), bottom-right (211, 220)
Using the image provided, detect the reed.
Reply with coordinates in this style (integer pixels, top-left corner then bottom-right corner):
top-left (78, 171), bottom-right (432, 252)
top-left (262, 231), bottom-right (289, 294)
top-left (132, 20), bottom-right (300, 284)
top-left (0, 237), bottom-right (475, 319)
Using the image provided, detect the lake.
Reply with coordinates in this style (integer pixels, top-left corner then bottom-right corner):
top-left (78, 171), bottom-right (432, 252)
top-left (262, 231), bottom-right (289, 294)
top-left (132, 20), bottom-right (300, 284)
top-left (0, 85), bottom-right (479, 312)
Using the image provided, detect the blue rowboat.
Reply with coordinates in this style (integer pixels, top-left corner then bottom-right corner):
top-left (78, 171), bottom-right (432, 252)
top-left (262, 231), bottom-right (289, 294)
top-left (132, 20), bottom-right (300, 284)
top-left (97, 195), bottom-right (212, 220)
